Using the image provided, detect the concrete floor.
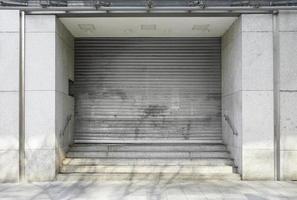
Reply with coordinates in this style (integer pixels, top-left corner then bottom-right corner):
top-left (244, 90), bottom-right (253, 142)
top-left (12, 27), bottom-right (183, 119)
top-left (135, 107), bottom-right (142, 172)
top-left (0, 181), bottom-right (296, 200)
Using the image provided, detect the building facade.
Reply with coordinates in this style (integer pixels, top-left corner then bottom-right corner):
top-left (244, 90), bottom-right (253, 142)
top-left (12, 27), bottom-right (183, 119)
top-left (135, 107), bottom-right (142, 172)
top-left (0, 0), bottom-right (297, 182)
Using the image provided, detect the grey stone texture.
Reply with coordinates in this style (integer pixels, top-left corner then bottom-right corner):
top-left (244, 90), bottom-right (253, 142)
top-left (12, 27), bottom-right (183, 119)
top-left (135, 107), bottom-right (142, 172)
top-left (0, 10), bottom-right (296, 182)
top-left (222, 16), bottom-right (243, 175)
top-left (279, 11), bottom-right (297, 181)
top-left (0, 10), bottom-right (20, 182)
top-left (0, 180), bottom-right (297, 200)
top-left (222, 14), bottom-right (274, 180)
top-left (24, 15), bottom-right (74, 181)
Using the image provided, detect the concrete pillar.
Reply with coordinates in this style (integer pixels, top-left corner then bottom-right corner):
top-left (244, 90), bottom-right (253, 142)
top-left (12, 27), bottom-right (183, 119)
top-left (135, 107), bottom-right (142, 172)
top-left (25, 15), bottom-right (74, 181)
top-left (222, 14), bottom-right (274, 180)
top-left (279, 11), bottom-right (297, 180)
top-left (0, 10), bottom-right (20, 182)
top-left (25, 15), bottom-right (57, 181)
top-left (241, 14), bottom-right (274, 180)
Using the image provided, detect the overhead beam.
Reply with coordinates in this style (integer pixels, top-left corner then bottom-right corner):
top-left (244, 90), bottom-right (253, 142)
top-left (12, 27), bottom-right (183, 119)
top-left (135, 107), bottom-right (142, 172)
top-left (1, 6), bottom-right (297, 15)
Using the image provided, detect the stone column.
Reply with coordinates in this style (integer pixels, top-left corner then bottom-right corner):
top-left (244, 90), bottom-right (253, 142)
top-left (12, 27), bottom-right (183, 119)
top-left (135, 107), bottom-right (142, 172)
top-left (279, 11), bottom-right (297, 180)
top-left (25, 15), bottom-right (57, 181)
top-left (24, 15), bottom-right (74, 181)
top-left (0, 10), bottom-right (20, 182)
top-left (222, 14), bottom-right (274, 180)
top-left (241, 14), bottom-right (274, 180)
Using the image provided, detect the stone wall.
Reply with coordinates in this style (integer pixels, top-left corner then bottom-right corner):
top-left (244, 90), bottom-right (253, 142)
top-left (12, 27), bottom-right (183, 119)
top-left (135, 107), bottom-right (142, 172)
top-left (222, 14), bottom-right (274, 180)
top-left (25, 15), bottom-right (57, 181)
top-left (222, 16), bottom-right (243, 175)
top-left (55, 19), bottom-right (75, 171)
top-left (0, 10), bottom-right (20, 182)
top-left (241, 14), bottom-right (274, 180)
top-left (0, 11), bottom-right (296, 182)
top-left (279, 11), bottom-right (297, 180)
top-left (0, 12), bottom-right (74, 182)
top-left (24, 15), bottom-right (74, 181)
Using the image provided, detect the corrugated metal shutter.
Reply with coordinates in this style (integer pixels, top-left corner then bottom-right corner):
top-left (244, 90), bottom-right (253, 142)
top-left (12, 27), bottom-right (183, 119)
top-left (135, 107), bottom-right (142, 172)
top-left (74, 37), bottom-right (221, 143)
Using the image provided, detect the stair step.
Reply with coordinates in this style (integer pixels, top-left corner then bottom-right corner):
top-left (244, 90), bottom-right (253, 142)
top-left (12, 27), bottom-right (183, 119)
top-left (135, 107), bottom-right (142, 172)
top-left (75, 133), bottom-right (222, 136)
top-left (66, 151), bottom-right (230, 158)
top-left (63, 158), bottom-right (234, 166)
top-left (75, 132), bottom-right (222, 136)
top-left (69, 144), bottom-right (227, 152)
top-left (59, 139), bottom-right (240, 181)
top-left (60, 165), bottom-right (234, 174)
top-left (75, 134), bottom-right (222, 138)
top-left (74, 137), bottom-right (222, 141)
top-left (56, 173), bottom-right (241, 181)
top-left (74, 139), bottom-right (224, 144)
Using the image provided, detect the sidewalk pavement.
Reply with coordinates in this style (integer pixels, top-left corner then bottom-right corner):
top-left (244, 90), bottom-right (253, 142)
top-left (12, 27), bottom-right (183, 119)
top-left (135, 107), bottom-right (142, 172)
top-left (0, 180), bottom-right (296, 200)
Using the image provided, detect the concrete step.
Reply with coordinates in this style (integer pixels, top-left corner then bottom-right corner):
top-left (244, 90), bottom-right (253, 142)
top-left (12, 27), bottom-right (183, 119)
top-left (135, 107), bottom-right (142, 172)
top-left (66, 151), bottom-right (230, 159)
top-left (74, 136), bottom-right (222, 141)
top-left (74, 133), bottom-right (222, 137)
top-left (74, 134), bottom-right (222, 137)
top-left (69, 143), bottom-right (227, 152)
top-left (59, 141), bottom-right (239, 181)
top-left (60, 165), bottom-right (234, 174)
top-left (74, 139), bottom-right (224, 144)
top-left (62, 158), bottom-right (234, 166)
top-left (56, 173), bottom-right (241, 181)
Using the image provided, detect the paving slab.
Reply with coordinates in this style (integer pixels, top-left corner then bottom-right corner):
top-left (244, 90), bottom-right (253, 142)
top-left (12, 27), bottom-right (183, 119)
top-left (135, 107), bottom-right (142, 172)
top-left (0, 181), bottom-right (296, 200)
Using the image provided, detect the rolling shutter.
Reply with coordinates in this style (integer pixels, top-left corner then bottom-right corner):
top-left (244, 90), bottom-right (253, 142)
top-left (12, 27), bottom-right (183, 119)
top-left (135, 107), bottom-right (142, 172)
top-left (74, 37), bottom-right (221, 143)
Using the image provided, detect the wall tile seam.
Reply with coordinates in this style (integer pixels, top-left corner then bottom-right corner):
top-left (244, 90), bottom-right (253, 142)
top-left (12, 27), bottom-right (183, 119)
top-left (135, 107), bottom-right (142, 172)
top-left (25, 148), bottom-right (56, 150)
top-left (280, 150), bottom-right (297, 152)
top-left (26, 31), bottom-right (56, 34)
top-left (25, 89), bottom-right (69, 96)
top-left (242, 148), bottom-right (275, 150)
top-left (279, 30), bottom-right (297, 32)
top-left (25, 90), bottom-right (58, 92)
top-left (242, 30), bottom-right (273, 33)
top-left (223, 89), bottom-right (274, 97)
top-left (0, 31), bottom-right (19, 33)
top-left (222, 90), bottom-right (242, 98)
top-left (0, 149), bottom-right (19, 151)
top-left (280, 90), bottom-right (297, 92)
top-left (242, 90), bottom-right (274, 92)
